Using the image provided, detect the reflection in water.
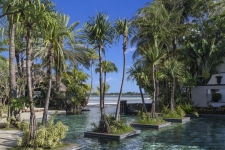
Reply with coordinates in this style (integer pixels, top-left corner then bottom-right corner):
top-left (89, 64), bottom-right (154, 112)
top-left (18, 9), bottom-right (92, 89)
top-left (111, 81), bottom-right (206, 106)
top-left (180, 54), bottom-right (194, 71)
top-left (55, 106), bottom-right (225, 150)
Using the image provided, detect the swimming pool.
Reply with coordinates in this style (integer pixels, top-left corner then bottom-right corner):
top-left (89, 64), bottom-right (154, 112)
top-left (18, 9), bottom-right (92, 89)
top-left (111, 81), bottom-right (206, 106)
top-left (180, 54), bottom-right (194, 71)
top-left (55, 105), bottom-right (225, 150)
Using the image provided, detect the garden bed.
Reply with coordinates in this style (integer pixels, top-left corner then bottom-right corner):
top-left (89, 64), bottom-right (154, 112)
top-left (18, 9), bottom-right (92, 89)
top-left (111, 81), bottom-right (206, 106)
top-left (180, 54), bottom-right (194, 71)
top-left (84, 130), bottom-right (141, 140)
top-left (130, 122), bottom-right (171, 129)
top-left (163, 117), bottom-right (190, 123)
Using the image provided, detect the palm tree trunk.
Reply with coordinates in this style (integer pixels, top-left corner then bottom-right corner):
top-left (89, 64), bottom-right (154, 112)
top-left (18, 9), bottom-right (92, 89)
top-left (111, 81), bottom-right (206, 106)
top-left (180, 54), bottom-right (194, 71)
top-left (115, 36), bottom-right (127, 121)
top-left (15, 52), bottom-right (21, 78)
top-left (166, 79), bottom-right (169, 105)
top-left (56, 64), bottom-right (60, 92)
top-left (139, 86), bottom-right (147, 113)
top-left (98, 45), bottom-right (110, 133)
top-left (86, 60), bottom-right (94, 103)
top-left (150, 65), bottom-right (156, 119)
top-left (8, 23), bottom-right (17, 121)
top-left (25, 26), bottom-right (36, 140)
top-left (103, 72), bottom-right (106, 107)
top-left (42, 45), bottom-right (53, 126)
top-left (156, 79), bottom-right (160, 112)
top-left (170, 78), bottom-right (176, 111)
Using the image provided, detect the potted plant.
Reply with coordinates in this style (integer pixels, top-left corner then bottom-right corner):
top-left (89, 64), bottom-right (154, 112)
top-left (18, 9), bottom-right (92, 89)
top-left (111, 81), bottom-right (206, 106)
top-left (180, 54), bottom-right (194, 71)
top-left (212, 93), bottom-right (222, 102)
top-left (216, 75), bottom-right (223, 84)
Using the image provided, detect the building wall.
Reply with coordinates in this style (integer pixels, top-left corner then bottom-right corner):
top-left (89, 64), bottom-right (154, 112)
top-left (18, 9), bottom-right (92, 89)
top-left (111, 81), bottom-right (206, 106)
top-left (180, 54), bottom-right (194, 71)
top-left (191, 85), bottom-right (225, 107)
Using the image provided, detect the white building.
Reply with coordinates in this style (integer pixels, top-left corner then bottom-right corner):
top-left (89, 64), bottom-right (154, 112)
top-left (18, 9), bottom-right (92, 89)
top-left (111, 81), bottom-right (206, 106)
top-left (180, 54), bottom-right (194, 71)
top-left (191, 58), bottom-right (225, 107)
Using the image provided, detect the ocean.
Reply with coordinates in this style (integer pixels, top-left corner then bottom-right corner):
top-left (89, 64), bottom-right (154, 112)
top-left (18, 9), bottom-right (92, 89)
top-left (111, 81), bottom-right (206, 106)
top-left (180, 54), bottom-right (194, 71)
top-left (88, 95), bottom-right (152, 105)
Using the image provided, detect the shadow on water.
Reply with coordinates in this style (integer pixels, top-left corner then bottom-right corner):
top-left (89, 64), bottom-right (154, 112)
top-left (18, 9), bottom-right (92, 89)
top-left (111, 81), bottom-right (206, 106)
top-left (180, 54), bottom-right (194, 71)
top-left (55, 106), bottom-right (225, 150)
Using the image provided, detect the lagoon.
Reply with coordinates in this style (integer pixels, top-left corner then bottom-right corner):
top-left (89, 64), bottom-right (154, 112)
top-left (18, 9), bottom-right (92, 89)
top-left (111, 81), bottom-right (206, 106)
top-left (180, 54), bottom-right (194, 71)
top-left (55, 105), bottom-right (225, 150)
top-left (88, 95), bottom-right (152, 105)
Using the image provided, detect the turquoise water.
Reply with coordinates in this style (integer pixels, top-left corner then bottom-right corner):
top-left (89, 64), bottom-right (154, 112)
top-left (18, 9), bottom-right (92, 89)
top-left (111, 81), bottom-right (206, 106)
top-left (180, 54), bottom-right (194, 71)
top-left (55, 106), bottom-right (225, 150)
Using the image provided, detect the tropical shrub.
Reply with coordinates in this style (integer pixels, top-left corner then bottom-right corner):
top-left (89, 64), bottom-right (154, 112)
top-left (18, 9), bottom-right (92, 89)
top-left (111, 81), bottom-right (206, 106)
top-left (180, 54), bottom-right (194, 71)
top-left (137, 111), bottom-right (165, 125)
top-left (180, 102), bottom-right (199, 117)
top-left (17, 115), bottom-right (68, 149)
top-left (161, 105), bottom-right (185, 118)
top-left (11, 97), bottom-right (29, 121)
top-left (91, 115), bottom-right (133, 134)
top-left (212, 93), bottom-right (222, 102)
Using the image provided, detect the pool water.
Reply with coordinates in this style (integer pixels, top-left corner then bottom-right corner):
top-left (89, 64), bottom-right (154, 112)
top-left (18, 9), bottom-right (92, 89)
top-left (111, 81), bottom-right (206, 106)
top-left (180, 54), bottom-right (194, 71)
top-left (54, 106), bottom-right (225, 150)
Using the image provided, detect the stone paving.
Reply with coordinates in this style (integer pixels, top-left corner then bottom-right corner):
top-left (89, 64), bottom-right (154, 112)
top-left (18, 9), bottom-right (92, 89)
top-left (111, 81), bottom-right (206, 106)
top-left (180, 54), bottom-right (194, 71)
top-left (0, 129), bottom-right (22, 150)
top-left (0, 110), bottom-right (82, 150)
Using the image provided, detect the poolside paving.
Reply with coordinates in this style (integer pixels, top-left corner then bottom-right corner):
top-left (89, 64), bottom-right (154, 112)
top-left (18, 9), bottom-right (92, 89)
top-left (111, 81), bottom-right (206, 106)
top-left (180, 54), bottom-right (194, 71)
top-left (0, 110), bottom-right (69, 150)
top-left (0, 129), bottom-right (22, 150)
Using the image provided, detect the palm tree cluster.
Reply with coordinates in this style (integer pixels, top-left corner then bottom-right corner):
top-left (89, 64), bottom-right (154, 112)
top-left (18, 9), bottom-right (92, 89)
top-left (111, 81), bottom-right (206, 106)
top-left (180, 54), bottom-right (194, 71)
top-left (0, 0), bottom-right (90, 142)
top-left (129, 0), bottom-right (225, 119)
top-left (0, 0), bottom-right (225, 146)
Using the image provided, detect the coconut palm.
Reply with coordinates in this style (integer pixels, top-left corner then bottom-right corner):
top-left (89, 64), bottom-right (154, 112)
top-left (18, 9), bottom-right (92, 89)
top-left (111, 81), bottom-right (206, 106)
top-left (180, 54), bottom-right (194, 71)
top-left (40, 12), bottom-right (76, 126)
top-left (0, 0), bottom-right (23, 18)
top-left (33, 14), bottom-right (90, 93)
top-left (54, 14), bottom-right (90, 92)
top-left (95, 60), bottom-right (118, 103)
top-left (83, 12), bottom-right (116, 133)
top-left (8, 20), bottom-right (16, 120)
top-left (161, 59), bottom-right (190, 111)
top-left (140, 42), bottom-right (164, 119)
top-left (114, 18), bottom-right (132, 121)
top-left (127, 64), bottom-right (148, 113)
top-left (86, 49), bottom-right (98, 102)
top-left (95, 83), bottom-right (110, 96)
top-left (16, 0), bottom-right (50, 139)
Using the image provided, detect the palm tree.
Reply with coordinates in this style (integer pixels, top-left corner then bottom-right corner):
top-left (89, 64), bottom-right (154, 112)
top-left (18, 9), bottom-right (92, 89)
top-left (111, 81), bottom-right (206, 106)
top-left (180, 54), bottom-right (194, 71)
top-left (54, 14), bottom-right (89, 92)
top-left (140, 42), bottom-right (164, 119)
top-left (62, 68), bottom-right (90, 112)
top-left (83, 12), bottom-right (115, 133)
top-left (41, 12), bottom-right (75, 126)
top-left (95, 83), bottom-right (110, 96)
top-left (0, 0), bottom-right (23, 18)
top-left (127, 64), bottom-right (148, 113)
top-left (114, 18), bottom-right (132, 121)
top-left (161, 59), bottom-right (188, 111)
top-left (86, 49), bottom-right (98, 103)
top-left (8, 20), bottom-right (16, 120)
top-left (131, 1), bottom-right (174, 112)
top-left (95, 60), bottom-right (118, 103)
top-left (17, 0), bottom-right (50, 139)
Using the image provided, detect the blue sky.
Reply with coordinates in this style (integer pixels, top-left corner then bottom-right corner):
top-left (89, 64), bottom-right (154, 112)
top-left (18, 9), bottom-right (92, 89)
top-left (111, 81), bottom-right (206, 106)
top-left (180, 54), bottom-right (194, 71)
top-left (51, 0), bottom-right (153, 93)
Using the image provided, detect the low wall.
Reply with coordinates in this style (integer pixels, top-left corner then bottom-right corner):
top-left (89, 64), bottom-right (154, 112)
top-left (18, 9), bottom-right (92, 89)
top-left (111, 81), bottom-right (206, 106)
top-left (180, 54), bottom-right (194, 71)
top-left (120, 100), bottom-right (152, 114)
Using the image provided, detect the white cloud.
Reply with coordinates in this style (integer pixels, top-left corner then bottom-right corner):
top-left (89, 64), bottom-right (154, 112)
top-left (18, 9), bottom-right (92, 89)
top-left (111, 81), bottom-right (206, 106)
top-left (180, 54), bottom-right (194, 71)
top-left (126, 47), bottom-right (136, 54)
top-left (106, 77), bottom-right (116, 82)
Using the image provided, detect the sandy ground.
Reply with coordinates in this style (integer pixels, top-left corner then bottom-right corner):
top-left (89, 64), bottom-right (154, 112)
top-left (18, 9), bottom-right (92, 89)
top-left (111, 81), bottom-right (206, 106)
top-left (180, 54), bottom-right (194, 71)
top-left (0, 110), bottom-right (82, 150)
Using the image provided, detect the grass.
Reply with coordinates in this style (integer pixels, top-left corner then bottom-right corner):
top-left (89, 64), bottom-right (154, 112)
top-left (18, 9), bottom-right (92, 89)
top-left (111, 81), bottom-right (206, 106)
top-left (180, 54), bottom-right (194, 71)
top-left (9, 143), bottom-right (69, 150)
top-left (137, 117), bottom-right (166, 125)
top-left (111, 125), bottom-right (133, 135)
top-left (162, 112), bottom-right (183, 119)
